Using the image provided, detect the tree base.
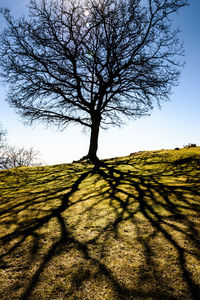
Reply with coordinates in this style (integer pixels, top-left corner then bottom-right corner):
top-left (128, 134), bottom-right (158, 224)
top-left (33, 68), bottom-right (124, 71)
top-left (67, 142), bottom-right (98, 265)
top-left (73, 155), bottom-right (100, 164)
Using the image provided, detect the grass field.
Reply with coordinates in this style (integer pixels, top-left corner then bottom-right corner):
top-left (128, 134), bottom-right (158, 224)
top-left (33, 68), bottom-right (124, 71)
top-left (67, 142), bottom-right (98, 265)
top-left (0, 147), bottom-right (200, 299)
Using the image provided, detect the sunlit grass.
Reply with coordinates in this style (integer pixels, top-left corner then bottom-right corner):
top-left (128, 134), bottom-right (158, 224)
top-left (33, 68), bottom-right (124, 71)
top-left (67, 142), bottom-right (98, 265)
top-left (0, 147), bottom-right (200, 299)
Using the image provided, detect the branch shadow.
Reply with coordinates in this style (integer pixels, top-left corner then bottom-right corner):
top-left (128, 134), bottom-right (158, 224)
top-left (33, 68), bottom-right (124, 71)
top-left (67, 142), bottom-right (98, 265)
top-left (0, 155), bottom-right (200, 299)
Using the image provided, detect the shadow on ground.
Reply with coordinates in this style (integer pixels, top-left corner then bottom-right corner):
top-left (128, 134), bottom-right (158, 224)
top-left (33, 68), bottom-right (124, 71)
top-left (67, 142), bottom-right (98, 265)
top-left (0, 154), bottom-right (200, 299)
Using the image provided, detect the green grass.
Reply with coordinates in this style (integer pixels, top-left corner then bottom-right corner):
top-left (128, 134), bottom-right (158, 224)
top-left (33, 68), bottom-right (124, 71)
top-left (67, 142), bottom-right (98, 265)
top-left (0, 147), bottom-right (200, 299)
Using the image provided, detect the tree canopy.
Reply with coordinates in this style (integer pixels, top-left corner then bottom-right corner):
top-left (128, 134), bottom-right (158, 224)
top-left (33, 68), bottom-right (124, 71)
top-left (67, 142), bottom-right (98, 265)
top-left (0, 0), bottom-right (188, 161)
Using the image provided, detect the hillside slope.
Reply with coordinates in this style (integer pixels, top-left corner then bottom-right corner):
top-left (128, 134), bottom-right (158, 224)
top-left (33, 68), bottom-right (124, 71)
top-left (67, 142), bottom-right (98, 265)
top-left (0, 147), bottom-right (200, 299)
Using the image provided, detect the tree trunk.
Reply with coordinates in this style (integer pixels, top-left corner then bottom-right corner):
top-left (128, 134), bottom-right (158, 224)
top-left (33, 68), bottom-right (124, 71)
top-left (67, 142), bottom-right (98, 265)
top-left (87, 113), bottom-right (101, 162)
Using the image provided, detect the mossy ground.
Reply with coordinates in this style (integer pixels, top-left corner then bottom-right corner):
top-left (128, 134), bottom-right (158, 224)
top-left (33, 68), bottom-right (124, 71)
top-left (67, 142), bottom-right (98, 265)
top-left (0, 147), bottom-right (200, 299)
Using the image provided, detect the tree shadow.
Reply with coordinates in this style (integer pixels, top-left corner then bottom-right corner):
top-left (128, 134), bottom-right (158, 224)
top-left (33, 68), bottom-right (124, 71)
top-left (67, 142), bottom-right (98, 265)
top-left (0, 156), bottom-right (200, 299)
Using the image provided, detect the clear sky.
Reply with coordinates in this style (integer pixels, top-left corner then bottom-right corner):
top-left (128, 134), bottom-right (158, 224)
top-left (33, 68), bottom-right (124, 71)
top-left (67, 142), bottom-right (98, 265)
top-left (0, 0), bottom-right (199, 165)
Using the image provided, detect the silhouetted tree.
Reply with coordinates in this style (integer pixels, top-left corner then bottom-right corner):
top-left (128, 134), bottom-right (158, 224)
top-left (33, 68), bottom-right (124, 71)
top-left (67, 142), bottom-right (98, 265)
top-left (0, 0), bottom-right (188, 161)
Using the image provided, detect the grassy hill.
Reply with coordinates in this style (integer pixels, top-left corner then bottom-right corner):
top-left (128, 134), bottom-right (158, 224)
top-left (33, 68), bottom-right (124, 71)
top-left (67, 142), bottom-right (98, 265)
top-left (0, 147), bottom-right (200, 299)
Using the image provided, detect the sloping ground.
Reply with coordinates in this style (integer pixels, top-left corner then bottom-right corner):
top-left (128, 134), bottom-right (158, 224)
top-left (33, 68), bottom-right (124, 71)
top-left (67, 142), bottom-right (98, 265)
top-left (0, 147), bottom-right (200, 299)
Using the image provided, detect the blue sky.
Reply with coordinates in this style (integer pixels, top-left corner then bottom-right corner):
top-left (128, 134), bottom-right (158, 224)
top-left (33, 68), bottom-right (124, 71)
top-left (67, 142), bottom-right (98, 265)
top-left (0, 0), bottom-right (199, 165)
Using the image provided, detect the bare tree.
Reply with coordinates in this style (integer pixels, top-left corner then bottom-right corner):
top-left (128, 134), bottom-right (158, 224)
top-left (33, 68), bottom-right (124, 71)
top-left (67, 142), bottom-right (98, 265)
top-left (0, 123), bottom-right (7, 145)
top-left (0, 0), bottom-right (188, 161)
top-left (0, 123), bottom-right (41, 169)
top-left (0, 124), bottom-right (8, 169)
top-left (0, 146), bottom-right (41, 169)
